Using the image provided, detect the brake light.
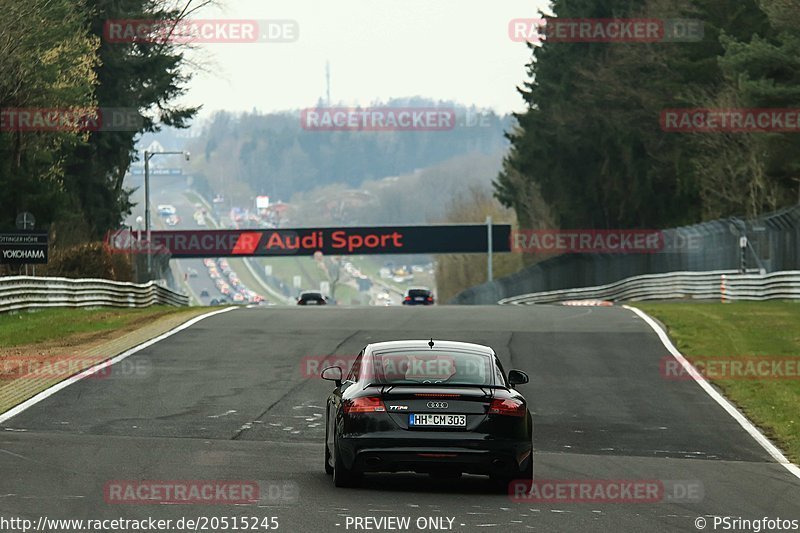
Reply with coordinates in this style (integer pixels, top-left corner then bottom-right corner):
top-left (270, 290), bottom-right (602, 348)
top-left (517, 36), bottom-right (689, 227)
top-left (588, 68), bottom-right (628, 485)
top-left (404, 296), bottom-right (411, 301)
top-left (344, 396), bottom-right (387, 413)
top-left (488, 398), bottom-right (526, 417)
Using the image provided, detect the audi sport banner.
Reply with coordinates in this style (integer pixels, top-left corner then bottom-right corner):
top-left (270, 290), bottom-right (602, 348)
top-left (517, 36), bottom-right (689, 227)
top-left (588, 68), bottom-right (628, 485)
top-left (146, 225), bottom-right (512, 258)
top-left (0, 232), bottom-right (49, 264)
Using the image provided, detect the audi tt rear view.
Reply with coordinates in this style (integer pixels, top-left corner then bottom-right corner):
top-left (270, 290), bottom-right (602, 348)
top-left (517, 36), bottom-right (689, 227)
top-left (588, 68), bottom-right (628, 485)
top-left (321, 340), bottom-right (533, 488)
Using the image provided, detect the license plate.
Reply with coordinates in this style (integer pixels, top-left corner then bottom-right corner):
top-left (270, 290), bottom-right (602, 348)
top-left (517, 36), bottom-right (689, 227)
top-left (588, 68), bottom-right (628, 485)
top-left (409, 414), bottom-right (466, 427)
top-left (414, 297), bottom-right (424, 301)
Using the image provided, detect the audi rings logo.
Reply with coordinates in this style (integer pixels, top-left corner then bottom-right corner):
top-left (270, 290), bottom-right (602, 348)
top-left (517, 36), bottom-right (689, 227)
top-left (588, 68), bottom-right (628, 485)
top-left (427, 401), bottom-right (448, 409)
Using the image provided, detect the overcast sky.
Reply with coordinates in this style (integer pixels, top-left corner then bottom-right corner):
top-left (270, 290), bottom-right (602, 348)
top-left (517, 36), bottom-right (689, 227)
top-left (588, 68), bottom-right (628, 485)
top-left (179, 0), bottom-right (551, 118)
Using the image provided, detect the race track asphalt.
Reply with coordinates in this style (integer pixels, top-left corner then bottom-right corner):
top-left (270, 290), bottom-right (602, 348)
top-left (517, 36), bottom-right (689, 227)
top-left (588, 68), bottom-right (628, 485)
top-left (1, 305), bottom-right (798, 532)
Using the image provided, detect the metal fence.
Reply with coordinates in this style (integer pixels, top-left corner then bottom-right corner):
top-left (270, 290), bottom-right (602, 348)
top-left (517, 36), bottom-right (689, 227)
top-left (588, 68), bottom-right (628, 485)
top-left (499, 270), bottom-right (800, 305)
top-left (0, 276), bottom-right (189, 313)
top-left (452, 205), bottom-right (800, 304)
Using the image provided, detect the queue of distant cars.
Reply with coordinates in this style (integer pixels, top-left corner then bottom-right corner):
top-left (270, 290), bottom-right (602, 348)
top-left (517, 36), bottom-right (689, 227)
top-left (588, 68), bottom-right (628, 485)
top-left (200, 257), bottom-right (265, 305)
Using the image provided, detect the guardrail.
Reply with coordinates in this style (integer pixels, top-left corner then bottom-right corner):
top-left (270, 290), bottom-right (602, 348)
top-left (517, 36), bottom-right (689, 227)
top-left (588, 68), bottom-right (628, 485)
top-left (498, 270), bottom-right (800, 305)
top-left (0, 276), bottom-right (189, 313)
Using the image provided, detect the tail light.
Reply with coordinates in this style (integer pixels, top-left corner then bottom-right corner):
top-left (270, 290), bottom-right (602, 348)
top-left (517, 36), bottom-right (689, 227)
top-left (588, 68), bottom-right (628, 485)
top-left (404, 296), bottom-right (411, 302)
top-left (344, 396), bottom-right (387, 413)
top-left (426, 297), bottom-right (433, 302)
top-left (488, 398), bottom-right (526, 417)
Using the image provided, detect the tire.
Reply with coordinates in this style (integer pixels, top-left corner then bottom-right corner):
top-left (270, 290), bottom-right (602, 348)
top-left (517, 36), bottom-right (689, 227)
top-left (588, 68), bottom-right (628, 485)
top-left (333, 436), bottom-right (361, 488)
top-left (324, 418), bottom-right (334, 475)
top-left (491, 455), bottom-right (533, 493)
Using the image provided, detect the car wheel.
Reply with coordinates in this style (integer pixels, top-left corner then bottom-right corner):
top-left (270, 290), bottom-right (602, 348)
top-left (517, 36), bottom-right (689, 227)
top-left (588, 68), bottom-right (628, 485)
top-left (491, 455), bottom-right (533, 493)
top-left (333, 435), bottom-right (361, 488)
top-left (324, 414), bottom-right (334, 476)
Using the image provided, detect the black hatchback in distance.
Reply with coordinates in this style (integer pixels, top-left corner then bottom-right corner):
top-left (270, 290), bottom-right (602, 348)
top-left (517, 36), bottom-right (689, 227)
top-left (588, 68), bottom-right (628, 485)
top-left (402, 288), bottom-right (434, 305)
top-left (297, 291), bottom-right (328, 305)
top-left (321, 340), bottom-right (533, 489)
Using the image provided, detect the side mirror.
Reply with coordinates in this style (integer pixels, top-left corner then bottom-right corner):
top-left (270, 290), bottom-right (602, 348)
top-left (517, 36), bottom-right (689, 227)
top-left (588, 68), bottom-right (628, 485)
top-left (321, 366), bottom-right (343, 387)
top-left (508, 369), bottom-right (529, 387)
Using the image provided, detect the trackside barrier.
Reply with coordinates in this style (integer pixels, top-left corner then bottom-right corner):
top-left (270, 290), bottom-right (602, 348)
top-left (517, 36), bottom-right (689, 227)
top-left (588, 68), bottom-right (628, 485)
top-left (0, 276), bottom-right (189, 313)
top-left (498, 270), bottom-right (800, 305)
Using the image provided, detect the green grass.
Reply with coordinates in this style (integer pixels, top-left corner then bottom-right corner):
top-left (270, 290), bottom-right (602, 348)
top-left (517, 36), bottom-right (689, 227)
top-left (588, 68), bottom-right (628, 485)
top-left (0, 306), bottom-right (198, 348)
top-left (633, 301), bottom-right (800, 463)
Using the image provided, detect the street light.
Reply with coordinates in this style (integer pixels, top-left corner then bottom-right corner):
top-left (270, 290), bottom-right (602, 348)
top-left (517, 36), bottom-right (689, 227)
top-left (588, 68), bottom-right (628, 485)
top-left (143, 149), bottom-right (190, 276)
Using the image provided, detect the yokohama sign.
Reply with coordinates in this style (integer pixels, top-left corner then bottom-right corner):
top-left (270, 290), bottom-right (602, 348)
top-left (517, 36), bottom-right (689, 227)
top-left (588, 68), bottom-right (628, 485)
top-left (0, 232), bottom-right (49, 264)
top-left (134, 225), bottom-right (512, 258)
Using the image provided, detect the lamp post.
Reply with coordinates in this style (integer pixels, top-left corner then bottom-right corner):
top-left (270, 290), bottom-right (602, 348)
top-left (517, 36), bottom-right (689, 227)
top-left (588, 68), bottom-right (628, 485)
top-left (143, 150), bottom-right (190, 276)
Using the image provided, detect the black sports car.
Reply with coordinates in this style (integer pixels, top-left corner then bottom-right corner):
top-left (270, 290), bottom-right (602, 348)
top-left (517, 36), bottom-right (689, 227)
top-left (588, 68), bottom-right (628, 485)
top-left (321, 340), bottom-right (533, 489)
top-left (297, 291), bottom-right (328, 305)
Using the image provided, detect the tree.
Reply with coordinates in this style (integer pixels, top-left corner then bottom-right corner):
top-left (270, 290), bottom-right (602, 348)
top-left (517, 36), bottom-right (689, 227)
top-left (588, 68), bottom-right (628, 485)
top-left (62, 0), bottom-right (202, 240)
top-left (0, 0), bottom-right (98, 235)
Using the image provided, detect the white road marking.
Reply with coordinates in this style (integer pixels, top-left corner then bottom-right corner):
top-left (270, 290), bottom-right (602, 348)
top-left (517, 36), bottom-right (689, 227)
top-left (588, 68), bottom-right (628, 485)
top-left (208, 410), bottom-right (238, 418)
top-left (0, 307), bottom-right (236, 425)
top-left (624, 305), bottom-right (800, 481)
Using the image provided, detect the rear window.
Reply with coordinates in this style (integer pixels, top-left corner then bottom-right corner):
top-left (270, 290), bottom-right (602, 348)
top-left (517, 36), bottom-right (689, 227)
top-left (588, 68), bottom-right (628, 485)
top-left (367, 350), bottom-right (495, 386)
top-left (407, 289), bottom-right (431, 298)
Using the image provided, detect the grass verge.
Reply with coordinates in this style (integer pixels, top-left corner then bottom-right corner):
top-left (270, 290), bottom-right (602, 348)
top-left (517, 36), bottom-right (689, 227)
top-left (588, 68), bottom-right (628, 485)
top-left (0, 306), bottom-right (204, 348)
top-left (0, 306), bottom-right (213, 415)
top-left (633, 301), bottom-right (800, 463)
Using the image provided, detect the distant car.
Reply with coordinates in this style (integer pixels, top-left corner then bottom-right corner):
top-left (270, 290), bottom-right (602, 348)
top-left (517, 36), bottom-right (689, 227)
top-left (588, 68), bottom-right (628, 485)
top-left (321, 340), bottom-right (533, 488)
top-left (157, 204), bottom-right (176, 216)
top-left (403, 288), bottom-right (435, 305)
top-left (297, 291), bottom-right (328, 305)
top-left (233, 293), bottom-right (245, 303)
top-left (199, 289), bottom-right (210, 298)
top-left (209, 298), bottom-right (219, 305)
top-left (187, 268), bottom-right (198, 278)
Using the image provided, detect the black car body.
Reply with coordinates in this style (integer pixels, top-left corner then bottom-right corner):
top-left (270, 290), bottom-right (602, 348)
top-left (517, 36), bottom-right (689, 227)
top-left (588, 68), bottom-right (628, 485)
top-left (402, 288), bottom-right (434, 305)
top-left (297, 291), bottom-right (328, 305)
top-left (321, 340), bottom-right (533, 488)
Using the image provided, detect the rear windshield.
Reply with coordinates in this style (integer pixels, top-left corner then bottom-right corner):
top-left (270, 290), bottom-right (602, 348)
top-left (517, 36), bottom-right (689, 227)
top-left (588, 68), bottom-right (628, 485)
top-left (408, 289), bottom-right (431, 297)
top-left (302, 293), bottom-right (323, 299)
top-left (367, 350), bottom-right (495, 386)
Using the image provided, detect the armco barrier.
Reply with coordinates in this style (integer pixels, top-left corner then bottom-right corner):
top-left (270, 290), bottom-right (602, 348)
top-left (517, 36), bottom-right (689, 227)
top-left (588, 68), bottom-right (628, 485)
top-left (0, 276), bottom-right (189, 313)
top-left (499, 270), bottom-right (800, 305)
